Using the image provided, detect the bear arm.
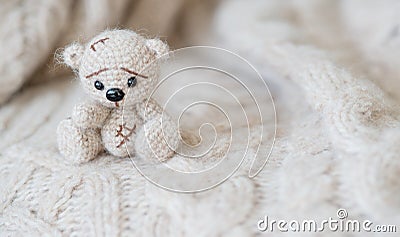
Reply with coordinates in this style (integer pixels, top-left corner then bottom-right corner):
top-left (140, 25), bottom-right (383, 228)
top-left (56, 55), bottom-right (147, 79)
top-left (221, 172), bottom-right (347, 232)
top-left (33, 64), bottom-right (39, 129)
top-left (71, 101), bottom-right (111, 128)
top-left (135, 99), bottom-right (165, 122)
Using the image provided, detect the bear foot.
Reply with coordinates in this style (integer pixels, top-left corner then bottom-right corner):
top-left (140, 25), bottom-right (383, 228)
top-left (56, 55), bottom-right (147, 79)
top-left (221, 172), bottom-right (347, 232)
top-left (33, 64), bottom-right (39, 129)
top-left (57, 118), bottom-right (103, 164)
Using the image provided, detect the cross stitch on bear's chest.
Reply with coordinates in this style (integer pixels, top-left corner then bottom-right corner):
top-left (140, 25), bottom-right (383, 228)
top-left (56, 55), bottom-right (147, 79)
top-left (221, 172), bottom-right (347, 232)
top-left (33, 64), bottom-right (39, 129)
top-left (101, 109), bottom-right (139, 157)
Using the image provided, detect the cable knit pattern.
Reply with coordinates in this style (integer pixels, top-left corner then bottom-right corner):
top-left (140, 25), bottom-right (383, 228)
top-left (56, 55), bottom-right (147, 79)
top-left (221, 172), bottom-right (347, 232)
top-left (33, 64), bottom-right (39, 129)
top-left (0, 0), bottom-right (71, 104)
top-left (215, 0), bottom-right (400, 235)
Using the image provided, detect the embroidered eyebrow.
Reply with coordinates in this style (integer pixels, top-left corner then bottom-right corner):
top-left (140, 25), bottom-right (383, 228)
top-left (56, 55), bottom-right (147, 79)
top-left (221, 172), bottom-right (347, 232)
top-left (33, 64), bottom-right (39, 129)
top-left (120, 67), bottom-right (148, 79)
top-left (85, 68), bottom-right (109, 78)
top-left (90, 37), bottom-right (109, 51)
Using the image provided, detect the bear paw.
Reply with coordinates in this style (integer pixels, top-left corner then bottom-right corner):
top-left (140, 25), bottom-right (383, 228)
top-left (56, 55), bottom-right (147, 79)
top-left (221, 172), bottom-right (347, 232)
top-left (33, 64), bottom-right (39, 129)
top-left (57, 118), bottom-right (103, 164)
top-left (135, 118), bottom-right (179, 162)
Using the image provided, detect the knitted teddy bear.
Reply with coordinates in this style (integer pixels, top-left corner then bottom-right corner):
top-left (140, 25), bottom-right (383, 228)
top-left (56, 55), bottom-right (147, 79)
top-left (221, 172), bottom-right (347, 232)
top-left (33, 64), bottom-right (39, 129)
top-left (57, 29), bottom-right (179, 164)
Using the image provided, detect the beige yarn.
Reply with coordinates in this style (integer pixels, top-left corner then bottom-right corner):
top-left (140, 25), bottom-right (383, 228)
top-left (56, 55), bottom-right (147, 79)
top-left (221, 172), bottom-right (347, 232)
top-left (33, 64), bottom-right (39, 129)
top-left (0, 0), bottom-right (71, 104)
top-left (215, 0), bottom-right (400, 229)
top-left (57, 30), bottom-right (179, 163)
top-left (1, 1), bottom-right (400, 236)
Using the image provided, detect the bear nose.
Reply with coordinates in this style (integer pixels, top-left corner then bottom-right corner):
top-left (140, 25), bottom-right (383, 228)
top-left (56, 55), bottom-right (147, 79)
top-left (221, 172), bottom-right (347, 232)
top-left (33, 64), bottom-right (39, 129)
top-left (106, 88), bottom-right (125, 102)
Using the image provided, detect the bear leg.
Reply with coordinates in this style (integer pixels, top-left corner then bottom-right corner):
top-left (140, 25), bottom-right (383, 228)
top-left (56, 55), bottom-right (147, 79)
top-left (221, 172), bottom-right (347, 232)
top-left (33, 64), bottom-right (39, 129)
top-left (57, 118), bottom-right (103, 164)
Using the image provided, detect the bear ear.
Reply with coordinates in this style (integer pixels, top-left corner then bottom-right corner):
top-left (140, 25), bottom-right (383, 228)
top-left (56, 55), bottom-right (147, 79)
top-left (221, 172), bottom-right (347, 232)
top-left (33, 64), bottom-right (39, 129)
top-left (63, 43), bottom-right (84, 70)
top-left (146, 38), bottom-right (169, 58)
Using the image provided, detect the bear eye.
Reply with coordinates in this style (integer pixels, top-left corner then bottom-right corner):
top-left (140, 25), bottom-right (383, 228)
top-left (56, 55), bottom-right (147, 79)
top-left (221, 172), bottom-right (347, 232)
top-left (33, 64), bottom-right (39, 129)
top-left (127, 77), bottom-right (137, 87)
top-left (94, 80), bottom-right (104, 90)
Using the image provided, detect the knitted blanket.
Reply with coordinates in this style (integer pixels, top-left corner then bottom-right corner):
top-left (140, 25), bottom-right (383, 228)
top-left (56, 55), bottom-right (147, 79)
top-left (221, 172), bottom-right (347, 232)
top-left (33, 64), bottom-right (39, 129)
top-left (1, 0), bottom-right (399, 236)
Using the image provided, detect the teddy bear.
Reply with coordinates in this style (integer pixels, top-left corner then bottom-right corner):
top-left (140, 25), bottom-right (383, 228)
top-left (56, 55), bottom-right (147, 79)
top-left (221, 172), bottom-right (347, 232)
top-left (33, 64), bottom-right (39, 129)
top-left (57, 29), bottom-right (179, 164)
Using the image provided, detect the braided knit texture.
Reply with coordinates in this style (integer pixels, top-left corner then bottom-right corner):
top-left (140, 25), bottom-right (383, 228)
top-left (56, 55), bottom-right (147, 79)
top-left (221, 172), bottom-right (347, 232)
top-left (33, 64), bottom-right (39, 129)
top-left (1, 0), bottom-right (400, 236)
